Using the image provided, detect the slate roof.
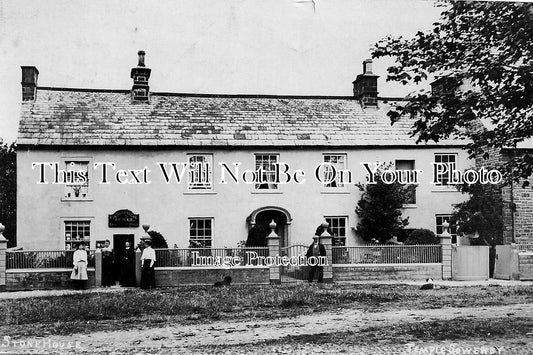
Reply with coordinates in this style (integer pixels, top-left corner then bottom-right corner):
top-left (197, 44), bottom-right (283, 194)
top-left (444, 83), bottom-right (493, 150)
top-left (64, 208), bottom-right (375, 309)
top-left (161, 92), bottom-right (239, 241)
top-left (17, 87), bottom-right (463, 147)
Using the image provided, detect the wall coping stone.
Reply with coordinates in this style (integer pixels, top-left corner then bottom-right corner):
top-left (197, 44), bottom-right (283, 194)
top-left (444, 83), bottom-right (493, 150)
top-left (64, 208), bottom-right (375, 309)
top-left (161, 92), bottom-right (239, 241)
top-left (155, 266), bottom-right (269, 271)
top-left (333, 263), bottom-right (442, 267)
top-left (7, 268), bottom-right (95, 273)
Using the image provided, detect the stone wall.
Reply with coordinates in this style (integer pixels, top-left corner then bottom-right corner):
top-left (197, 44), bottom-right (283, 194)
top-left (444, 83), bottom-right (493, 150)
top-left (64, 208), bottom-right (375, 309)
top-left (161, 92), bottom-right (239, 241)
top-left (6, 269), bottom-right (96, 291)
top-left (495, 148), bottom-right (533, 244)
top-left (508, 178), bottom-right (533, 244)
top-left (474, 146), bottom-right (533, 245)
top-left (154, 266), bottom-right (269, 286)
top-left (333, 263), bottom-right (442, 282)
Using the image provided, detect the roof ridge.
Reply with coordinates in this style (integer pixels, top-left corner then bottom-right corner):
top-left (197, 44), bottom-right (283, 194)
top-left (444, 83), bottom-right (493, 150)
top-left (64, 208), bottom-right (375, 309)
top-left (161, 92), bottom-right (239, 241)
top-left (35, 86), bottom-right (406, 101)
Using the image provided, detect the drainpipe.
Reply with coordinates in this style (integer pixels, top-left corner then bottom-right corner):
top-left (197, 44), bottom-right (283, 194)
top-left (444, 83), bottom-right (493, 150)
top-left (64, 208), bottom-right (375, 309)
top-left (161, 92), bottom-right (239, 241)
top-left (510, 144), bottom-right (516, 244)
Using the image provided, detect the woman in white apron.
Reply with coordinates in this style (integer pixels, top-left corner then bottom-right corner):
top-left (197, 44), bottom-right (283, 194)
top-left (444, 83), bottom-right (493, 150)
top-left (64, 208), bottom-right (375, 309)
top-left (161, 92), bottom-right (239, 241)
top-left (71, 243), bottom-right (88, 289)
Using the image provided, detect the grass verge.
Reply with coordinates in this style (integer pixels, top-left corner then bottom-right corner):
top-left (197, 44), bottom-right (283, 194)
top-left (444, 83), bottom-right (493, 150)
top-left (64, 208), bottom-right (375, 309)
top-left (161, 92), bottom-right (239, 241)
top-left (0, 283), bottom-right (532, 336)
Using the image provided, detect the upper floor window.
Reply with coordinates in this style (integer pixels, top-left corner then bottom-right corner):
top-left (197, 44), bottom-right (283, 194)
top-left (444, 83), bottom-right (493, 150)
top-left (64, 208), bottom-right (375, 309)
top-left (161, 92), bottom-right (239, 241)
top-left (322, 154), bottom-right (347, 189)
top-left (255, 154), bottom-right (279, 190)
top-left (187, 154), bottom-right (213, 190)
top-left (395, 160), bottom-right (416, 204)
top-left (64, 161), bottom-right (89, 199)
top-left (434, 153), bottom-right (457, 186)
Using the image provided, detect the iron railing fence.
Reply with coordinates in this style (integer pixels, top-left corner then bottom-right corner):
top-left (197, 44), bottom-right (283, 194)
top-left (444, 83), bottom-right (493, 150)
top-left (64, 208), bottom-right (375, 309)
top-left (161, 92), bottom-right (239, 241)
top-left (154, 247), bottom-right (269, 267)
top-left (6, 245), bottom-right (445, 268)
top-left (6, 250), bottom-right (96, 269)
top-left (332, 245), bottom-right (442, 264)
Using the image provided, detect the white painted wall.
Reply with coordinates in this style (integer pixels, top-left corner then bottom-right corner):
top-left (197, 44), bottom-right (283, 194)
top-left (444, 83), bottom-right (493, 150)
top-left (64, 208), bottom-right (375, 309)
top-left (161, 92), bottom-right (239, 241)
top-left (17, 146), bottom-right (471, 249)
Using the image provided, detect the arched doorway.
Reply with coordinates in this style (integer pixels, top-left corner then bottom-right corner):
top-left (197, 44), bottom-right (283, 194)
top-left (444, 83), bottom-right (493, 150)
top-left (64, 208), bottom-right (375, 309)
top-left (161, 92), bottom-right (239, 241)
top-left (246, 206), bottom-right (292, 248)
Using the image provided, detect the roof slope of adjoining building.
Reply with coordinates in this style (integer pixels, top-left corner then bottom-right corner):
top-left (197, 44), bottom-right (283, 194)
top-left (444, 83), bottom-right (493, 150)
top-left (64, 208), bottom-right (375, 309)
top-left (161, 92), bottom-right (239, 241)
top-left (18, 88), bottom-right (463, 147)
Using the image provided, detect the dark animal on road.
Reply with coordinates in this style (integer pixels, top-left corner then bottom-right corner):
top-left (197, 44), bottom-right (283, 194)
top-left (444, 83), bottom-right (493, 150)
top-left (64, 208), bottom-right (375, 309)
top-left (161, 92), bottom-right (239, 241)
top-left (214, 276), bottom-right (232, 287)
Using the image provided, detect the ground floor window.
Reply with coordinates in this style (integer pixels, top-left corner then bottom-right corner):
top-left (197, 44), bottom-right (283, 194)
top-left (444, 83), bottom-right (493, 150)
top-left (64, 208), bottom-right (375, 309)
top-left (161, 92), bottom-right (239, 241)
top-left (435, 214), bottom-right (457, 243)
top-left (65, 220), bottom-right (91, 250)
top-left (325, 216), bottom-right (347, 246)
top-left (189, 217), bottom-right (213, 248)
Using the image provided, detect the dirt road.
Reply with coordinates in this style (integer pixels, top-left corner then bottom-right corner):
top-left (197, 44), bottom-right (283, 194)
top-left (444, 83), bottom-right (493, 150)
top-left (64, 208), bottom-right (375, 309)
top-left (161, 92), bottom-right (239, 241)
top-left (5, 303), bottom-right (531, 354)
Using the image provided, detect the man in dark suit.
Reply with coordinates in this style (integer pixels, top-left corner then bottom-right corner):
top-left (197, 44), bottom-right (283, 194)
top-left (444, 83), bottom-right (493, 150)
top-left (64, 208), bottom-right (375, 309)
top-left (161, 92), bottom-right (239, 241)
top-left (306, 236), bottom-right (327, 283)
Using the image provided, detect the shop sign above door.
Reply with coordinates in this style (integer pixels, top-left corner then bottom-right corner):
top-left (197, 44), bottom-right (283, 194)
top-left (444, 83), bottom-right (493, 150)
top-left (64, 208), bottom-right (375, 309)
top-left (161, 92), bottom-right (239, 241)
top-left (109, 209), bottom-right (139, 228)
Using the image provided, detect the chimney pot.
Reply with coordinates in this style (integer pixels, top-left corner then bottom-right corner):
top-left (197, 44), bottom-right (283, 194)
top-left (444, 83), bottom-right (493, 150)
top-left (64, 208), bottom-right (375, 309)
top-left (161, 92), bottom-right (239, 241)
top-left (363, 59), bottom-right (373, 74)
top-left (131, 50), bottom-right (151, 103)
top-left (137, 50), bottom-right (146, 67)
top-left (431, 76), bottom-right (458, 96)
top-left (21, 66), bottom-right (39, 101)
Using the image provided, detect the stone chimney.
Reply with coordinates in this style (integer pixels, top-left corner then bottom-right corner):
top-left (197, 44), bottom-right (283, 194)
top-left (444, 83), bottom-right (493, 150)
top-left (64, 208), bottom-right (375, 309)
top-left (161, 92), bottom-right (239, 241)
top-left (352, 59), bottom-right (379, 106)
top-left (21, 66), bottom-right (39, 101)
top-left (130, 50), bottom-right (151, 103)
top-left (430, 76), bottom-right (457, 96)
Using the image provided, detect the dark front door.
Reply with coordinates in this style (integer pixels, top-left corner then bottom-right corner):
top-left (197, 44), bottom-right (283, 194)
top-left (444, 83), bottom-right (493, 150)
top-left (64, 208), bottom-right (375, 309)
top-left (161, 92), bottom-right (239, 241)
top-left (113, 234), bottom-right (135, 286)
top-left (249, 210), bottom-right (288, 248)
top-left (114, 234), bottom-right (135, 254)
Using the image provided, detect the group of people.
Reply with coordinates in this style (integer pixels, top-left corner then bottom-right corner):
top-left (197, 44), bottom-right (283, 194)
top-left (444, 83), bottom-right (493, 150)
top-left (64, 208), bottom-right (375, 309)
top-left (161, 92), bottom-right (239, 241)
top-left (69, 234), bottom-right (325, 288)
top-left (99, 239), bottom-right (137, 287)
top-left (70, 239), bottom-right (156, 290)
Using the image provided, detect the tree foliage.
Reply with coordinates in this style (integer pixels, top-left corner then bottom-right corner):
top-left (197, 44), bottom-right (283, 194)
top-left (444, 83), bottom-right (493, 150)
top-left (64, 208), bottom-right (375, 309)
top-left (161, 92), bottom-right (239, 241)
top-left (452, 183), bottom-right (503, 246)
top-left (246, 225), bottom-right (269, 247)
top-left (147, 230), bottom-right (168, 249)
top-left (314, 224), bottom-right (333, 237)
top-left (355, 170), bottom-right (409, 243)
top-left (404, 229), bottom-right (439, 245)
top-left (372, 1), bottom-right (533, 183)
top-left (0, 140), bottom-right (16, 247)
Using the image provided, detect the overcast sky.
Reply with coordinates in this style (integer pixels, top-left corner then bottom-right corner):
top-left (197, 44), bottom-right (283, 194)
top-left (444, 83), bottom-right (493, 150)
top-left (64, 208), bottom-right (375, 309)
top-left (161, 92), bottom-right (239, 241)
top-left (0, 0), bottom-right (442, 144)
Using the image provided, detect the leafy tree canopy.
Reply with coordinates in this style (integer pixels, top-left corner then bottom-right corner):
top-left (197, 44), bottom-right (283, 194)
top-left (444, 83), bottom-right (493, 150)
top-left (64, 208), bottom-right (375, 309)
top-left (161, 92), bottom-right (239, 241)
top-left (314, 224), bottom-right (334, 237)
top-left (355, 167), bottom-right (409, 243)
top-left (452, 183), bottom-right (503, 246)
top-left (404, 229), bottom-right (439, 245)
top-left (372, 1), bottom-right (533, 183)
top-left (245, 225), bottom-right (269, 247)
top-left (147, 230), bottom-right (168, 249)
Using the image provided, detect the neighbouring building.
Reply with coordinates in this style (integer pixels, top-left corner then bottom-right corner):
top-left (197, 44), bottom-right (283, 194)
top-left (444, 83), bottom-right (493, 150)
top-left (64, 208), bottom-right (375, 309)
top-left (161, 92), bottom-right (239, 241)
top-left (475, 144), bottom-right (533, 245)
top-left (429, 76), bottom-right (533, 247)
top-left (16, 52), bottom-right (470, 251)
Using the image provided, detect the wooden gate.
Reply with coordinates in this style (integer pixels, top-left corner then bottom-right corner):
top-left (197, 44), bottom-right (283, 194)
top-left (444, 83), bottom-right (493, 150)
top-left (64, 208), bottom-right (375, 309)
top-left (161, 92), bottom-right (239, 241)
top-left (280, 244), bottom-right (309, 283)
top-left (452, 245), bottom-right (489, 281)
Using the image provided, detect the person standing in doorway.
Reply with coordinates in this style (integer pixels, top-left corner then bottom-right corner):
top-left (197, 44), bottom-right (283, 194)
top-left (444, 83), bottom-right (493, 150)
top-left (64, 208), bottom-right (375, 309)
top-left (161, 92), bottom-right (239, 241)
top-left (120, 240), bottom-right (136, 287)
top-left (140, 239), bottom-right (156, 289)
top-left (306, 236), bottom-right (326, 283)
